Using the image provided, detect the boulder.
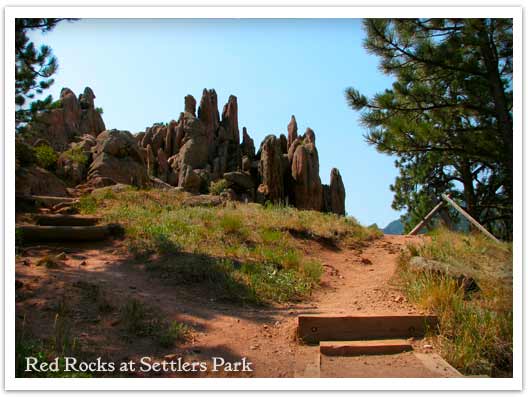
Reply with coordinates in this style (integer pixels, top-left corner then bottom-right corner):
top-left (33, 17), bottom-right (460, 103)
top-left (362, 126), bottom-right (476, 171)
top-left (291, 129), bottom-right (323, 211)
top-left (178, 165), bottom-right (202, 194)
top-left (258, 135), bottom-right (284, 203)
top-left (56, 134), bottom-right (97, 185)
top-left (16, 165), bottom-right (69, 197)
top-left (88, 129), bottom-right (149, 187)
top-left (172, 114), bottom-right (209, 180)
top-left (223, 171), bottom-right (255, 191)
top-left (329, 168), bottom-right (346, 215)
top-left (409, 256), bottom-right (480, 294)
top-left (56, 153), bottom-right (86, 185)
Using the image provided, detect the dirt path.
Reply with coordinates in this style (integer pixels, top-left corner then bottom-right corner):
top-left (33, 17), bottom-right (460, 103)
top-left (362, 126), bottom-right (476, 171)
top-left (16, 234), bottom-right (435, 378)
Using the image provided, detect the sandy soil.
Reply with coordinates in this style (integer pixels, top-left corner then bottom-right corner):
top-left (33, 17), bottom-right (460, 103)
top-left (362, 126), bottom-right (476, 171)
top-left (15, 233), bottom-right (440, 378)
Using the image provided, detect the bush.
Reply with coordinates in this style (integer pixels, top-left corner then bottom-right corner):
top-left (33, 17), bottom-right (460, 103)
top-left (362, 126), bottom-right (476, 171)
top-left (62, 147), bottom-right (89, 165)
top-left (209, 179), bottom-right (228, 195)
top-left (49, 99), bottom-right (62, 109)
top-left (34, 144), bottom-right (58, 170)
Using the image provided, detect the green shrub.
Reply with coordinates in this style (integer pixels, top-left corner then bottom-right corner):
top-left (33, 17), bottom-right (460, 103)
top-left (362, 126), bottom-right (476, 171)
top-left (49, 99), bottom-right (63, 109)
top-left (220, 213), bottom-right (245, 235)
top-left (209, 179), bottom-right (229, 195)
top-left (62, 147), bottom-right (88, 165)
top-left (34, 144), bottom-right (58, 170)
top-left (95, 107), bottom-right (104, 114)
top-left (76, 195), bottom-right (98, 214)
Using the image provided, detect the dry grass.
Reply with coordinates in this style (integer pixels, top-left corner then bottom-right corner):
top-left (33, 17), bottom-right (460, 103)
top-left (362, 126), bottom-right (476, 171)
top-left (79, 188), bottom-right (380, 304)
top-left (398, 228), bottom-right (513, 377)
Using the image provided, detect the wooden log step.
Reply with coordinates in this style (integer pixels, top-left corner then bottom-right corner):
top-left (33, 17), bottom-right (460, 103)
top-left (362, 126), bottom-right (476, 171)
top-left (16, 224), bottom-right (124, 242)
top-left (298, 314), bottom-right (438, 344)
top-left (34, 214), bottom-right (101, 226)
top-left (16, 195), bottom-right (78, 208)
top-left (320, 339), bottom-right (412, 356)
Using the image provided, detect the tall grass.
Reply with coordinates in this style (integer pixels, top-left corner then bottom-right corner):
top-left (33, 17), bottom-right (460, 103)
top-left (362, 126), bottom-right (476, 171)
top-left (80, 189), bottom-right (380, 304)
top-left (398, 228), bottom-right (513, 377)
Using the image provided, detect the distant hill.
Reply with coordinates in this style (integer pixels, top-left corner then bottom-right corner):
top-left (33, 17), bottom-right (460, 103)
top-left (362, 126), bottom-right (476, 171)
top-left (383, 219), bottom-right (404, 235)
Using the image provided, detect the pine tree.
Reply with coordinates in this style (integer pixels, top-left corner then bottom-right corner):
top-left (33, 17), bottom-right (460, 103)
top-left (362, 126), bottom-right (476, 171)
top-left (15, 18), bottom-right (73, 131)
top-left (347, 18), bottom-right (513, 239)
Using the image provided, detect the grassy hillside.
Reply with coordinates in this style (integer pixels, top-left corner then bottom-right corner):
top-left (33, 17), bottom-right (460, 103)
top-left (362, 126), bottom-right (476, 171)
top-left (398, 228), bottom-right (513, 377)
top-left (78, 187), bottom-right (380, 304)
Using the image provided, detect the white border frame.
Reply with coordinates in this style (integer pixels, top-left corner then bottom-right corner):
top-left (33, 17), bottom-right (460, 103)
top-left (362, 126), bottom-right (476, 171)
top-left (4, 6), bottom-right (523, 391)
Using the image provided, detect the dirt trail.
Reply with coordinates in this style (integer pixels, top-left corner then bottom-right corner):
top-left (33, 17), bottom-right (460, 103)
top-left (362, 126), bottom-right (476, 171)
top-left (16, 234), bottom-right (438, 378)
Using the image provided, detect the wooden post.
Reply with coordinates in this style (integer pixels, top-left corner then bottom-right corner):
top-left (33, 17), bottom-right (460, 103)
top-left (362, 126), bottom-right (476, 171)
top-left (441, 193), bottom-right (500, 243)
top-left (408, 201), bottom-right (445, 236)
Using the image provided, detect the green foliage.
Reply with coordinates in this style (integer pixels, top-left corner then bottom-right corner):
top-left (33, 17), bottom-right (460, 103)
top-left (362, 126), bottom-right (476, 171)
top-left (75, 195), bottom-right (98, 214)
top-left (62, 147), bottom-right (88, 165)
top-left (347, 19), bottom-right (513, 240)
top-left (34, 144), bottom-right (58, 170)
top-left (398, 228), bottom-right (512, 376)
top-left (48, 99), bottom-right (62, 109)
top-left (209, 178), bottom-right (228, 195)
top-left (15, 19), bottom-right (69, 129)
top-left (95, 107), bottom-right (104, 115)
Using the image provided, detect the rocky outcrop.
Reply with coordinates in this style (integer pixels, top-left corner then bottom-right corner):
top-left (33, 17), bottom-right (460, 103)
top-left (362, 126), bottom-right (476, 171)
top-left (134, 89), bottom-right (346, 215)
top-left (78, 87), bottom-right (106, 136)
top-left (16, 165), bottom-right (70, 197)
top-left (329, 168), bottom-right (346, 215)
top-left (56, 135), bottom-right (97, 185)
top-left (258, 135), bottom-right (285, 203)
top-left (88, 129), bottom-right (149, 187)
top-left (27, 87), bottom-right (106, 151)
top-left (291, 129), bottom-right (323, 211)
top-left (198, 89), bottom-right (220, 151)
top-left (287, 115), bottom-right (298, 149)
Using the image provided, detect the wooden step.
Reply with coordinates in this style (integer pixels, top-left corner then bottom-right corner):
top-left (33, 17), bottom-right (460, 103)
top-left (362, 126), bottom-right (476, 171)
top-left (320, 339), bottom-right (412, 356)
top-left (16, 224), bottom-right (124, 242)
top-left (34, 214), bottom-right (101, 226)
top-left (16, 195), bottom-right (78, 208)
top-left (298, 314), bottom-right (438, 344)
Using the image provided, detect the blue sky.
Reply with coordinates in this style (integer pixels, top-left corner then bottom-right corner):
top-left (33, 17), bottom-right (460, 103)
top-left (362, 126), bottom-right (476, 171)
top-left (30, 18), bottom-right (401, 228)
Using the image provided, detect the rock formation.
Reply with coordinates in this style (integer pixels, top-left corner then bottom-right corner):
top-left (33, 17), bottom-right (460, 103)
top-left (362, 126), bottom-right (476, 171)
top-left (290, 128), bottom-right (323, 211)
top-left (287, 115), bottom-right (298, 149)
top-left (258, 135), bottom-right (285, 203)
top-left (16, 165), bottom-right (70, 197)
top-left (15, 85), bottom-right (346, 216)
top-left (27, 87), bottom-right (106, 151)
top-left (135, 89), bottom-right (347, 215)
top-left (88, 129), bottom-right (149, 187)
top-left (329, 168), bottom-right (346, 215)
